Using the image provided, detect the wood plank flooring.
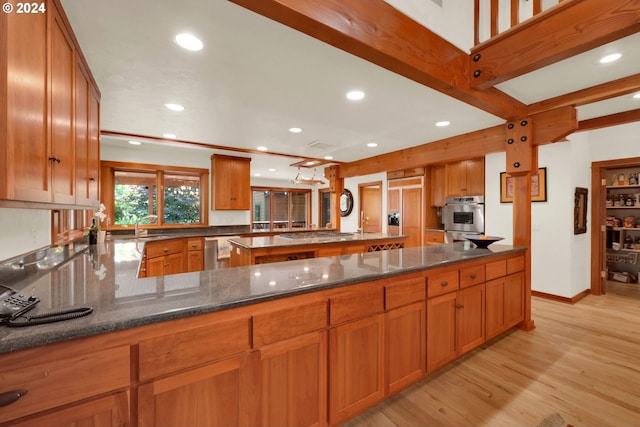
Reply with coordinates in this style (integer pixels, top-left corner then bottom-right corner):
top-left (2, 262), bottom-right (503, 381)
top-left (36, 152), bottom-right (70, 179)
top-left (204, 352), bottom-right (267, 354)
top-left (342, 282), bottom-right (640, 427)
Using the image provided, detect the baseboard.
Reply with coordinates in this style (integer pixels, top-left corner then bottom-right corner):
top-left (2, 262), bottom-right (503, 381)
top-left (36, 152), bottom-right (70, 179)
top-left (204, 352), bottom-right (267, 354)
top-left (532, 289), bottom-right (591, 304)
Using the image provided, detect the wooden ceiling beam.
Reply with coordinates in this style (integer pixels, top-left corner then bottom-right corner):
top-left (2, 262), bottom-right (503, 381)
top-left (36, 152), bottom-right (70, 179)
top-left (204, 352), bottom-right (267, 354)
top-left (339, 106), bottom-right (576, 178)
top-left (577, 108), bottom-right (640, 132)
top-left (470, 0), bottom-right (640, 89)
top-left (528, 73), bottom-right (640, 115)
top-left (229, 0), bottom-right (527, 119)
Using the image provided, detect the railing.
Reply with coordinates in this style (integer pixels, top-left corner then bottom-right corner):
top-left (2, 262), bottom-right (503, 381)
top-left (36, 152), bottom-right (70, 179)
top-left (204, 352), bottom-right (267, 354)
top-left (475, 0), bottom-right (562, 45)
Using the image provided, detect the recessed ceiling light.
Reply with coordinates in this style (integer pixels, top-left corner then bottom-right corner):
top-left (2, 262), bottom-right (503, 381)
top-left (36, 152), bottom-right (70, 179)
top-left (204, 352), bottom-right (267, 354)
top-left (163, 133), bottom-right (177, 139)
top-left (435, 121), bottom-right (450, 127)
top-left (599, 53), bottom-right (622, 64)
top-left (165, 103), bottom-right (184, 111)
top-left (128, 140), bottom-right (142, 145)
top-left (254, 173), bottom-right (261, 177)
top-left (324, 156), bottom-right (333, 160)
top-left (633, 92), bottom-right (640, 99)
top-left (268, 168), bottom-right (276, 172)
top-left (257, 146), bottom-right (268, 151)
top-left (347, 90), bottom-right (365, 101)
top-left (289, 127), bottom-right (302, 133)
top-left (305, 161), bottom-right (317, 166)
top-left (367, 142), bottom-right (378, 148)
top-left (175, 33), bottom-right (203, 51)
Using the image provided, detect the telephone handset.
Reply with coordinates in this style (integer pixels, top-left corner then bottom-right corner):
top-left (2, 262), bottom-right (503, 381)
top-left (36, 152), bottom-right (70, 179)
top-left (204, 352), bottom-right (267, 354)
top-left (0, 284), bottom-right (93, 327)
top-left (0, 285), bottom-right (40, 321)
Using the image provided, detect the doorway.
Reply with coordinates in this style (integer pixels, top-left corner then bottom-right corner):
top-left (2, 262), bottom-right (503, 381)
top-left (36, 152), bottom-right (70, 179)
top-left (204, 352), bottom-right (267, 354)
top-left (319, 188), bottom-right (332, 228)
top-left (359, 181), bottom-right (382, 233)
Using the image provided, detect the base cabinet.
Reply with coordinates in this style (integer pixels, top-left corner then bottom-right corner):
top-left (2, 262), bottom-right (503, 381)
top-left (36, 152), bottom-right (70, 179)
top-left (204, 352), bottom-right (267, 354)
top-left (10, 392), bottom-right (129, 427)
top-left (329, 314), bottom-right (385, 426)
top-left (259, 332), bottom-right (327, 427)
top-left (138, 353), bottom-right (259, 427)
top-left (486, 272), bottom-right (525, 340)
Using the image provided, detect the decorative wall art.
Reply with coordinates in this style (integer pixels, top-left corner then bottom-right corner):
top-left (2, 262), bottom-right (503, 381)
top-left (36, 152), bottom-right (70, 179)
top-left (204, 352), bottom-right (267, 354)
top-left (500, 167), bottom-right (547, 203)
top-left (574, 187), bottom-right (588, 235)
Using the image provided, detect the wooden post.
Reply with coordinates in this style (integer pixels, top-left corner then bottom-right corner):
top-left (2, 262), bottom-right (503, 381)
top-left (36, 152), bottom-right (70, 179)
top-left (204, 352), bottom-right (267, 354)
top-left (325, 165), bottom-right (343, 230)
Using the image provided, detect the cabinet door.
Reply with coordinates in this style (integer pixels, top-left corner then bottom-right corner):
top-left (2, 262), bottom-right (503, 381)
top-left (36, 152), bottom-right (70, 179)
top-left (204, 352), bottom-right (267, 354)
top-left (11, 392), bottom-right (128, 427)
top-left (329, 314), bottom-right (384, 425)
top-left (164, 252), bottom-right (185, 276)
top-left (145, 256), bottom-right (165, 278)
top-left (259, 331), bottom-right (327, 427)
top-left (430, 165), bottom-right (445, 206)
top-left (485, 277), bottom-right (506, 340)
top-left (388, 188), bottom-right (400, 212)
top-left (385, 301), bottom-right (426, 395)
top-left (445, 161), bottom-right (466, 197)
top-left (213, 155), bottom-right (251, 210)
top-left (465, 158), bottom-right (485, 196)
top-left (49, 4), bottom-right (76, 204)
top-left (87, 86), bottom-right (100, 203)
top-left (457, 284), bottom-right (485, 355)
top-left (138, 352), bottom-right (259, 427)
top-left (74, 59), bottom-right (90, 206)
top-left (504, 272), bottom-right (524, 329)
top-left (0, 8), bottom-right (49, 202)
top-left (402, 187), bottom-right (423, 248)
top-left (426, 292), bottom-right (457, 373)
top-left (187, 250), bottom-right (204, 272)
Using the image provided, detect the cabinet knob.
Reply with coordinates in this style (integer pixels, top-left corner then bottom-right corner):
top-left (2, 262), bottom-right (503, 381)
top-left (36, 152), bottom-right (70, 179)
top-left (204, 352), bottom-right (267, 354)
top-left (0, 390), bottom-right (27, 407)
top-left (470, 273), bottom-right (477, 279)
top-left (163, 248), bottom-right (169, 252)
top-left (440, 281), bottom-right (448, 287)
top-left (456, 304), bottom-right (464, 309)
top-left (89, 177), bottom-right (96, 182)
top-left (48, 156), bottom-right (61, 163)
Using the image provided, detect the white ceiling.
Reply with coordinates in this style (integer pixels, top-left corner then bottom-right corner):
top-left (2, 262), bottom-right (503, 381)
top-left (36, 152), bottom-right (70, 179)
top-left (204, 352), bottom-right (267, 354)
top-left (60, 0), bottom-right (640, 181)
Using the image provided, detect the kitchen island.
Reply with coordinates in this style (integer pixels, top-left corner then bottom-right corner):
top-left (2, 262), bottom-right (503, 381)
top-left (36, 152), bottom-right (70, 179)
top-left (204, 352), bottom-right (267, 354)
top-left (228, 231), bottom-right (408, 266)
top-left (0, 241), bottom-right (527, 427)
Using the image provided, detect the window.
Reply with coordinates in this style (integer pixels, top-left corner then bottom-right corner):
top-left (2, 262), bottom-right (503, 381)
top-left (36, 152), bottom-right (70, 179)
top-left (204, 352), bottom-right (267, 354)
top-left (251, 187), bottom-right (310, 231)
top-left (101, 161), bottom-right (208, 229)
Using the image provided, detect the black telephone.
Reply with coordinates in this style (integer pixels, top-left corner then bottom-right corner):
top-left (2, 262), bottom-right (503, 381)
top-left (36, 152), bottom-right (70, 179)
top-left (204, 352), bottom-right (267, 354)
top-left (0, 284), bottom-right (40, 322)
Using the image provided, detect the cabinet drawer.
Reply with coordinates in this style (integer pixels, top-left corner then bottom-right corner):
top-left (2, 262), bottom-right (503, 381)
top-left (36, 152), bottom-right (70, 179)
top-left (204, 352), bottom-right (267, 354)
top-left (460, 264), bottom-right (485, 288)
top-left (0, 346), bottom-right (130, 424)
top-left (330, 283), bottom-right (384, 325)
top-left (385, 273), bottom-right (426, 310)
top-left (253, 299), bottom-right (328, 347)
top-left (486, 259), bottom-right (507, 281)
top-left (138, 317), bottom-right (251, 381)
top-left (145, 239), bottom-right (184, 258)
top-left (424, 231), bottom-right (445, 244)
top-left (426, 269), bottom-right (459, 298)
top-left (507, 255), bottom-right (525, 274)
top-left (186, 237), bottom-right (203, 251)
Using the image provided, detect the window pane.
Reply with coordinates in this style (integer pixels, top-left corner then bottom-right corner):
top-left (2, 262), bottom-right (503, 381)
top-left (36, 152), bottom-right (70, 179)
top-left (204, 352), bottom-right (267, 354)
top-left (114, 171), bottom-right (157, 225)
top-left (273, 191), bottom-right (289, 229)
top-left (321, 191), bottom-right (331, 228)
top-left (252, 190), bottom-right (270, 231)
top-left (291, 192), bottom-right (307, 228)
top-left (164, 174), bottom-right (201, 224)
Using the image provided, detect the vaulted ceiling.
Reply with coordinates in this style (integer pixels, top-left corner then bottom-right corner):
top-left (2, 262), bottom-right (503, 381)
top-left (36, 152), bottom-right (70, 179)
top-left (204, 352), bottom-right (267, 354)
top-left (60, 0), bottom-right (640, 181)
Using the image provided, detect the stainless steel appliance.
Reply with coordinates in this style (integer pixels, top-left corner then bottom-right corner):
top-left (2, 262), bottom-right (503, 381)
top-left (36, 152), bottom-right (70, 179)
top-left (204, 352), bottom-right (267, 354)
top-left (443, 196), bottom-right (485, 241)
top-left (204, 236), bottom-right (237, 270)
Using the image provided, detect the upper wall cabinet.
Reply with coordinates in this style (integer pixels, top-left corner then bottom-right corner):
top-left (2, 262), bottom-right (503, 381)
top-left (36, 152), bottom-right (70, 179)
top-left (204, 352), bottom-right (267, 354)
top-left (0, 0), bottom-right (100, 208)
top-left (211, 154), bottom-right (251, 210)
top-left (445, 158), bottom-right (485, 198)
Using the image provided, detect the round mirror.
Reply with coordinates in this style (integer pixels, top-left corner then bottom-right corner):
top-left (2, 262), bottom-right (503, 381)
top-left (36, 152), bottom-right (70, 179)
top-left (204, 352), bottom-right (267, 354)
top-left (340, 189), bottom-right (353, 217)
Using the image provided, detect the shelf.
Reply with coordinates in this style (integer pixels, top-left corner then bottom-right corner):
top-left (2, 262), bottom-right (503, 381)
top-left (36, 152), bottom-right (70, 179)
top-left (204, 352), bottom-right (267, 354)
top-left (606, 206), bottom-right (639, 209)
top-left (609, 227), bottom-right (640, 231)
top-left (606, 185), bottom-right (640, 189)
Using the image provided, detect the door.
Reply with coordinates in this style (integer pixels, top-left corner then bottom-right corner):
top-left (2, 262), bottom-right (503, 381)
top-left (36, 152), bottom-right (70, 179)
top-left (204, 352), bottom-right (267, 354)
top-left (402, 187), bottom-right (423, 247)
top-left (360, 182), bottom-right (382, 233)
top-left (319, 189), bottom-right (331, 228)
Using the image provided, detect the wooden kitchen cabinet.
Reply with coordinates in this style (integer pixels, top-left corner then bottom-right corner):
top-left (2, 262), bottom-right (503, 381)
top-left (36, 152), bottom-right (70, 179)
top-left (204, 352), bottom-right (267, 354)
top-left (445, 158), bottom-right (485, 197)
top-left (329, 283), bottom-right (385, 425)
top-left (212, 154), bottom-right (251, 210)
top-left (486, 271), bottom-right (525, 340)
top-left (430, 164), bottom-right (446, 206)
top-left (144, 238), bottom-right (186, 277)
top-left (0, 0), bottom-right (100, 207)
top-left (186, 237), bottom-right (204, 272)
top-left (388, 188), bottom-right (400, 212)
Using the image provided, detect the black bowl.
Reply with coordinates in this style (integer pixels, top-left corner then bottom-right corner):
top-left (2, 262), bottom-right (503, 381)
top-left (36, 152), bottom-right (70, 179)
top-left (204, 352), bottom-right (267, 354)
top-left (465, 235), bottom-right (504, 248)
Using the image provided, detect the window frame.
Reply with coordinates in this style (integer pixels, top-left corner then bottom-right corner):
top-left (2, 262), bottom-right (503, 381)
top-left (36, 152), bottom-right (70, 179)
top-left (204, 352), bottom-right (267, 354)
top-left (101, 161), bottom-right (209, 230)
top-left (251, 186), bottom-right (311, 231)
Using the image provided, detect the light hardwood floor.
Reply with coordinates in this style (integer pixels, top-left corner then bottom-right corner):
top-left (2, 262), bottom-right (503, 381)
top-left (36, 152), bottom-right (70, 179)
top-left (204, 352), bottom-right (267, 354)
top-left (342, 282), bottom-right (640, 427)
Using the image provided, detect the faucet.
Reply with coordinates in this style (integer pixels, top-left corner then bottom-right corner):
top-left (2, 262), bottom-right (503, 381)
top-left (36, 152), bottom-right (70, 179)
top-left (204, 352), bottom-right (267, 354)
top-left (135, 215), bottom-right (158, 237)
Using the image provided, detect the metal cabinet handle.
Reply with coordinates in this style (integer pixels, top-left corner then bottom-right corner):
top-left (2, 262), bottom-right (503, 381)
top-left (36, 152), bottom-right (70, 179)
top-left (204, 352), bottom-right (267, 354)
top-left (456, 304), bottom-right (464, 309)
top-left (48, 156), bottom-right (61, 163)
top-left (0, 390), bottom-right (27, 407)
top-left (441, 281), bottom-right (448, 287)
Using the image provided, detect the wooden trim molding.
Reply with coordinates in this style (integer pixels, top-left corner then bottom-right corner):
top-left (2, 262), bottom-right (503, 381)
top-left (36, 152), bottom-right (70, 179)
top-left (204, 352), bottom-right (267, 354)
top-left (532, 289), bottom-right (591, 305)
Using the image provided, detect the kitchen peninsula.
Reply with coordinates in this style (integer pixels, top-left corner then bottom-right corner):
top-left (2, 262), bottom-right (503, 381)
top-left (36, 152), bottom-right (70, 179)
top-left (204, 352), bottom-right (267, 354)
top-left (0, 240), bottom-right (526, 427)
top-left (228, 231), bottom-right (408, 266)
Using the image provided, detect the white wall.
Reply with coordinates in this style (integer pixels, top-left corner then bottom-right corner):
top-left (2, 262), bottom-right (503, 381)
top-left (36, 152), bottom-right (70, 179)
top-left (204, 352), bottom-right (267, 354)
top-left (0, 209), bottom-right (51, 261)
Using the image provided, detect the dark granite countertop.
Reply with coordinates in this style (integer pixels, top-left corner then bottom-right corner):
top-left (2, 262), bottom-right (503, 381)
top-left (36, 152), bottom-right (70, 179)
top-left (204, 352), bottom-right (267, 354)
top-left (228, 232), bottom-right (407, 249)
top-left (0, 239), bottom-right (525, 355)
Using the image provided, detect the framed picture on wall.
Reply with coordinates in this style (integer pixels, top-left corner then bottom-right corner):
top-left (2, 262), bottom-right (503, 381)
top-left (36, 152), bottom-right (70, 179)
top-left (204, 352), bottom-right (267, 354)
top-left (500, 167), bottom-right (547, 203)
